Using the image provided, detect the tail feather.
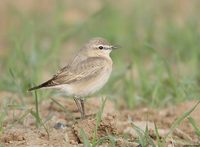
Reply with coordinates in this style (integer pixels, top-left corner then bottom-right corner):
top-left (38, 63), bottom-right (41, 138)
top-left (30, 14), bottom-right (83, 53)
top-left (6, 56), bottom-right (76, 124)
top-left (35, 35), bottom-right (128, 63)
top-left (28, 84), bottom-right (44, 91)
top-left (28, 79), bottom-right (54, 91)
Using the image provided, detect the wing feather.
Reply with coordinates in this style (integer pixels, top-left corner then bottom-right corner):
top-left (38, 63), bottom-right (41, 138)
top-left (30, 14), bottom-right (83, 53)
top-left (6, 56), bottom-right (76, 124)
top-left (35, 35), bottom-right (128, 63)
top-left (47, 57), bottom-right (107, 86)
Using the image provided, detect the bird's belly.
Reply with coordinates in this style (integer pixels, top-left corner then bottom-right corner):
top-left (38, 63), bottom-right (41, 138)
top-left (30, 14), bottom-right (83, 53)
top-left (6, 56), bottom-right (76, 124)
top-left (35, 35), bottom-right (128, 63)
top-left (71, 68), bottom-right (112, 97)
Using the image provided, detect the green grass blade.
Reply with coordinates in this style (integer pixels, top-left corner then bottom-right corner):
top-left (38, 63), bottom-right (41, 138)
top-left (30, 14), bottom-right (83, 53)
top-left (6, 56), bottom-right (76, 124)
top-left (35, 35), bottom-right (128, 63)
top-left (132, 124), bottom-right (146, 147)
top-left (93, 135), bottom-right (116, 146)
top-left (92, 97), bottom-right (107, 145)
top-left (80, 129), bottom-right (91, 147)
top-left (34, 91), bottom-right (41, 127)
top-left (0, 111), bottom-right (6, 133)
top-left (154, 123), bottom-right (163, 147)
top-left (188, 116), bottom-right (200, 137)
top-left (5, 109), bottom-right (31, 131)
top-left (144, 125), bottom-right (156, 147)
top-left (165, 101), bottom-right (200, 138)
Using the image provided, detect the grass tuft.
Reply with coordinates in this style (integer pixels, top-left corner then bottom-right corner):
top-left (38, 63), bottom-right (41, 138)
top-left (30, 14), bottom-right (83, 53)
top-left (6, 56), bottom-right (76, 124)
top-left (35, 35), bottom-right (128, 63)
top-left (92, 97), bottom-right (107, 145)
top-left (188, 116), bottom-right (200, 137)
top-left (154, 123), bottom-right (164, 147)
top-left (80, 129), bottom-right (91, 147)
top-left (131, 123), bottom-right (156, 147)
top-left (30, 91), bottom-right (41, 128)
top-left (165, 101), bottom-right (200, 138)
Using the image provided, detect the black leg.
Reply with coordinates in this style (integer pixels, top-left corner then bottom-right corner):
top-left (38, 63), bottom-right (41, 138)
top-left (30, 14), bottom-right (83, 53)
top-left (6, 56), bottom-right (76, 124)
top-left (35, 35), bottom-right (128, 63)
top-left (80, 98), bottom-right (85, 118)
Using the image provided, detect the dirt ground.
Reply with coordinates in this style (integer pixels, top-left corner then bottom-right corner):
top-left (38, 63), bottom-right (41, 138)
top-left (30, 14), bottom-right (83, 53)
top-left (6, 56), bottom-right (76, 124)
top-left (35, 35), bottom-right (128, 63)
top-left (0, 92), bottom-right (200, 147)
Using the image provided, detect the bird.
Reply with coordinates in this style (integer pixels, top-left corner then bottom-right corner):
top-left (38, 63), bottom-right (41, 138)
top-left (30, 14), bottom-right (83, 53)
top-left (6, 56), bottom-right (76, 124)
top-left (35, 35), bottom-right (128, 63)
top-left (28, 37), bottom-right (117, 118)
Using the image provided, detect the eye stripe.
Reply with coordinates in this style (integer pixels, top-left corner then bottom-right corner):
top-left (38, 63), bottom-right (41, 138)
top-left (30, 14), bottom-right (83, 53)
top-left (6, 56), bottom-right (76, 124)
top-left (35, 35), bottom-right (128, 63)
top-left (93, 45), bottom-right (112, 50)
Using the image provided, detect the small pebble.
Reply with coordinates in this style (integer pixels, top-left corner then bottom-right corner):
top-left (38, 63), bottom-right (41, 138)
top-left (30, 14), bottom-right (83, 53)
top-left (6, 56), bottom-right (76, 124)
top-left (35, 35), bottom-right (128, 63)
top-left (54, 122), bottom-right (66, 129)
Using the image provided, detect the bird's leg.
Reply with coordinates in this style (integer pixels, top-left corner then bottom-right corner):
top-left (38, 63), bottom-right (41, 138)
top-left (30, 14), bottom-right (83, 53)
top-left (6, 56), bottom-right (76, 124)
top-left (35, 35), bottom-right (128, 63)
top-left (74, 97), bottom-right (83, 118)
top-left (80, 98), bottom-right (85, 118)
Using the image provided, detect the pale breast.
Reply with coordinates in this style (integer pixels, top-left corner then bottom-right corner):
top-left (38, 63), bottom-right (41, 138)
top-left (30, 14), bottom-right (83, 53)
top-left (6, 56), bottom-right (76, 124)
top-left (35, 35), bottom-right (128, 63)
top-left (71, 62), bottom-right (112, 97)
top-left (87, 66), bottom-right (112, 95)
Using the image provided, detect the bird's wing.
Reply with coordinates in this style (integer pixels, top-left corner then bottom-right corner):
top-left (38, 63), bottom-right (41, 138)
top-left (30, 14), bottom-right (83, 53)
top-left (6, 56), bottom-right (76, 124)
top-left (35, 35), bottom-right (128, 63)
top-left (42, 57), bottom-right (107, 87)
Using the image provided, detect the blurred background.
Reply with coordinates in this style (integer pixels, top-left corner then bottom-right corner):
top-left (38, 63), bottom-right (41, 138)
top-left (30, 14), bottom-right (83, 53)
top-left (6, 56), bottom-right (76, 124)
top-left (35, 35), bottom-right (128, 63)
top-left (0, 0), bottom-right (200, 109)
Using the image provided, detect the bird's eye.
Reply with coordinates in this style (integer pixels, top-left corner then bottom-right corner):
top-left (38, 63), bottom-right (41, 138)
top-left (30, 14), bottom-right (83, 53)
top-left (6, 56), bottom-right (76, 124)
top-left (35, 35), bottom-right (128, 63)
top-left (98, 46), bottom-right (103, 50)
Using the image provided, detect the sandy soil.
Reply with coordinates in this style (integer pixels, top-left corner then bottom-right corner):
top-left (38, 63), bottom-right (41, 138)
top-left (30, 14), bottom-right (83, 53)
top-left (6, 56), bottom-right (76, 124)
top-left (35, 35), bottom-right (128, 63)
top-left (0, 92), bottom-right (200, 147)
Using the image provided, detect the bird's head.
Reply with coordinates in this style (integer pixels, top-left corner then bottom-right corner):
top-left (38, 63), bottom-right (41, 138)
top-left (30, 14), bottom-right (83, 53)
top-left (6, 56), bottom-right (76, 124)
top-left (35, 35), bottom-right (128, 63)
top-left (82, 37), bottom-right (117, 57)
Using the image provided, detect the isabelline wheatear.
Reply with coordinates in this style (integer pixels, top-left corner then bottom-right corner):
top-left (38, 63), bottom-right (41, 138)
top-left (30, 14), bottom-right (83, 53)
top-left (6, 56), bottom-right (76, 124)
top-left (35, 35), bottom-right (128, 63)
top-left (29, 37), bottom-right (116, 118)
